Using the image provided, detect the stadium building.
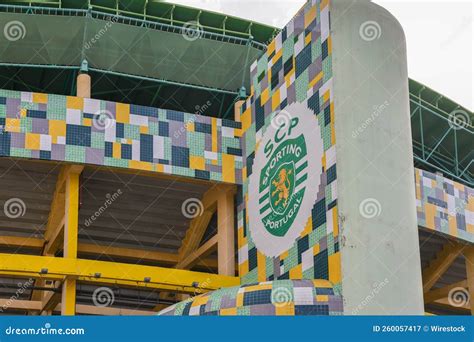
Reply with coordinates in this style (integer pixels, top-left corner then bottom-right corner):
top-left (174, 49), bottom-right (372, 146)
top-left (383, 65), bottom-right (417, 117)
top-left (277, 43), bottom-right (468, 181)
top-left (0, 0), bottom-right (471, 316)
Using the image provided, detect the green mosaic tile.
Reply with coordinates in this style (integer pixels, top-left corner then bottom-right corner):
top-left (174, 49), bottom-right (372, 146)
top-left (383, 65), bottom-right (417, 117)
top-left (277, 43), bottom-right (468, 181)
top-left (163, 138), bottom-right (171, 160)
top-left (65, 145), bottom-right (85, 163)
top-left (0, 89), bottom-right (20, 98)
top-left (10, 148), bottom-right (32, 158)
top-left (295, 70), bottom-right (309, 103)
top-left (124, 124), bottom-right (140, 140)
top-left (245, 125), bottom-right (256, 154)
top-left (303, 267), bottom-right (314, 279)
top-left (241, 269), bottom-right (258, 284)
top-left (282, 37), bottom-right (295, 62)
top-left (172, 166), bottom-right (193, 177)
top-left (265, 255), bottom-right (274, 276)
top-left (323, 57), bottom-right (332, 83)
top-left (325, 184), bottom-right (332, 203)
top-left (91, 132), bottom-right (105, 149)
top-left (210, 172), bottom-right (222, 182)
top-left (148, 121), bottom-right (159, 135)
top-left (157, 109), bottom-right (167, 120)
top-left (47, 95), bottom-right (67, 120)
top-left (20, 118), bottom-right (32, 133)
top-left (222, 136), bottom-right (240, 149)
top-left (257, 54), bottom-right (269, 75)
top-left (284, 245), bottom-right (299, 270)
top-left (104, 157), bottom-right (128, 168)
top-left (236, 306), bottom-right (251, 315)
top-left (312, 37), bottom-right (322, 59)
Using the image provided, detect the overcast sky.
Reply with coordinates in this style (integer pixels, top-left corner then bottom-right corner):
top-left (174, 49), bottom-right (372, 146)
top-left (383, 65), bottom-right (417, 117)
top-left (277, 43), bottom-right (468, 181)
top-left (169, 0), bottom-right (473, 110)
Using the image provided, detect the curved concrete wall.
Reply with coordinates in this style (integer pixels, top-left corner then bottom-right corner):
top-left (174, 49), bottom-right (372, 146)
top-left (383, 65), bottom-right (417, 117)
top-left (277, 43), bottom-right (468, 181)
top-left (416, 169), bottom-right (474, 242)
top-left (331, 0), bottom-right (424, 314)
top-left (0, 89), bottom-right (242, 183)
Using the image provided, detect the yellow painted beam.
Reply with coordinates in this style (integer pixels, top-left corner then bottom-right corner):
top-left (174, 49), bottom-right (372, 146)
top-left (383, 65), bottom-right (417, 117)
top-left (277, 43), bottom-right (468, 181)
top-left (434, 298), bottom-right (470, 312)
top-left (41, 282), bottom-right (62, 313)
top-left (0, 237), bottom-right (218, 268)
top-left (43, 217), bottom-right (65, 255)
top-left (62, 167), bottom-right (81, 316)
top-left (217, 189), bottom-right (235, 276)
top-left (422, 242), bottom-right (464, 293)
top-left (178, 210), bottom-right (213, 262)
top-left (34, 165), bottom-right (82, 309)
top-left (61, 278), bottom-right (76, 315)
top-left (177, 235), bottom-right (218, 270)
top-left (0, 235), bottom-right (44, 249)
top-left (72, 304), bottom-right (155, 316)
top-left (94, 165), bottom-right (217, 187)
top-left (0, 300), bottom-right (154, 316)
top-left (0, 253), bottom-right (239, 293)
top-left (44, 166), bottom-right (68, 243)
top-left (78, 243), bottom-right (218, 269)
top-left (465, 247), bottom-right (474, 315)
top-left (64, 171), bottom-right (80, 259)
top-left (44, 165), bottom-right (83, 255)
top-left (201, 184), bottom-right (236, 212)
top-left (424, 280), bottom-right (468, 303)
top-left (79, 242), bottom-right (179, 264)
top-left (0, 298), bottom-right (42, 311)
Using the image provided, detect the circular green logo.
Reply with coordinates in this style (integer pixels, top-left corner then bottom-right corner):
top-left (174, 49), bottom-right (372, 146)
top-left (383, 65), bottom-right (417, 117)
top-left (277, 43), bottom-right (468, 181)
top-left (248, 102), bottom-right (323, 257)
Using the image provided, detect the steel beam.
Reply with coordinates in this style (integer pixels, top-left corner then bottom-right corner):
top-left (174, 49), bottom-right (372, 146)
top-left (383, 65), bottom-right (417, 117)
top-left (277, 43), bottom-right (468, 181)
top-left (0, 253), bottom-right (239, 293)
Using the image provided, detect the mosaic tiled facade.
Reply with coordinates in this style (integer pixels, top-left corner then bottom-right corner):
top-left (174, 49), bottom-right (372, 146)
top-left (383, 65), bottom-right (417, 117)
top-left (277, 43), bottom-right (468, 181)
top-left (0, 89), bottom-right (242, 183)
top-left (158, 280), bottom-right (343, 316)
top-left (415, 169), bottom-right (474, 242)
top-left (237, 0), bottom-right (340, 289)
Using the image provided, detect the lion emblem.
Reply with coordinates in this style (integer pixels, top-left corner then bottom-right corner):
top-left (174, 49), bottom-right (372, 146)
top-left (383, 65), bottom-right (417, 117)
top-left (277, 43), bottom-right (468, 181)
top-left (271, 168), bottom-right (293, 208)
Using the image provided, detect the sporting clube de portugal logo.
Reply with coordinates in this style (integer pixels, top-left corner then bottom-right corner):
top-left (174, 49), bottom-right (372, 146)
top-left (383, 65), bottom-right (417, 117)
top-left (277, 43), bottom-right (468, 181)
top-left (248, 102), bottom-right (324, 257)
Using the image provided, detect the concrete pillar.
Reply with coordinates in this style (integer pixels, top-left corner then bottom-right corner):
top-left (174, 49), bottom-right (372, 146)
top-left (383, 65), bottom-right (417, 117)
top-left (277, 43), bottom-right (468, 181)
top-left (331, 0), bottom-right (424, 314)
